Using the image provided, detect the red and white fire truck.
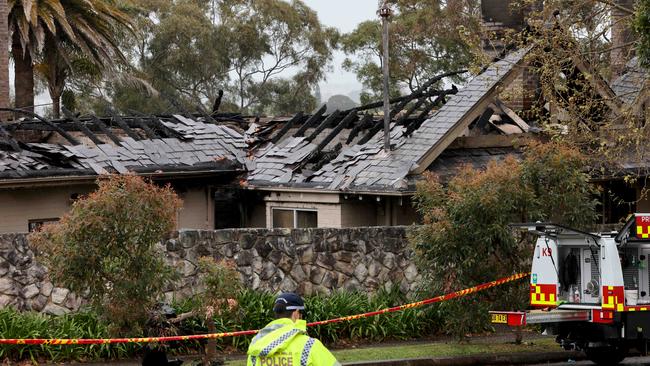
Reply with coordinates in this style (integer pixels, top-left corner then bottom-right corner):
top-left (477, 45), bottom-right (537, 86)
top-left (491, 213), bottom-right (650, 365)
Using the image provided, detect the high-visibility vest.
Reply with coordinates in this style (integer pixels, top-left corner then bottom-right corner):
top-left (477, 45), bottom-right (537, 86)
top-left (247, 318), bottom-right (340, 366)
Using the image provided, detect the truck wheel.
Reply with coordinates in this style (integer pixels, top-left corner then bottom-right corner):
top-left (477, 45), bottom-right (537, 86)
top-left (584, 345), bottom-right (627, 365)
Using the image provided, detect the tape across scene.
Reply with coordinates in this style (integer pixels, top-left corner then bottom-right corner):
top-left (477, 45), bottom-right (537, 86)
top-left (0, 272), bottom-right (530, 345)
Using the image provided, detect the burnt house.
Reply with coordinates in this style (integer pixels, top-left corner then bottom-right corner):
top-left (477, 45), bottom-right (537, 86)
top-left (0, 111), bottom-right (246, 233)
top-left (242, 48), bottom-right (539, 228)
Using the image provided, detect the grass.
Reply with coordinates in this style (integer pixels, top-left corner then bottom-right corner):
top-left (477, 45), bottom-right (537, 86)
top-left (224, 336), bottom-right (559, 365)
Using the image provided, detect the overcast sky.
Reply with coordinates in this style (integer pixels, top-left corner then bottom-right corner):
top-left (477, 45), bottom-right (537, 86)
top-left (301, 0), bottom-right (380, 102)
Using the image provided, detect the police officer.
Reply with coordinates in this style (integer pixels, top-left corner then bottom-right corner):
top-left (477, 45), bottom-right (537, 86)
top-left (247, 293), bottom-right (340, 366)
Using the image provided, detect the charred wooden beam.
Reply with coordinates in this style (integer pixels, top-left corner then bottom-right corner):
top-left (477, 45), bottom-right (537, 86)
top-left (346, 114), bottom-right (374, 144)
top-left (61, 107), bottom-right (104, 145)
top-left (395, 98), bottom-right (427, 126)
top-left (271, 112), bottom-right (304, 144)
top-left (306, 110), bottom-right (341, 142)
top-left (295, 111), bottom-right (356, 173)
top-left (90, 116), bottom-right (122, 144)
top-left (212, 90), bottom-right (224, 113)
top-left (293, 104), bottom-right (326, 137)
top-left (352, 89), bottom-right (442, 113)
top-left (309, 143), bottom-right (343, 174)
top-left (315, 110), bottom-right (358, 152)
top-left (388, 71), bottom-right (462, 118)
top-left (403, 94), bottom-right (448, 137)
top-left (357, 121), bottom-right (386, 145)
top-left (0, 108), bottom-right (81, 146)
top-left (475, 107), bottom-right (495, 133)
top-left (133, 117), bottom-right (158, 139)
top-left (0, 123), bottom-right (20, 151)
top-left (106, 110), bottom-right (141, 140)
top-left (144, 117), bottom-right (183, 139)
top-left (352, 71), bottom-right (465, 114)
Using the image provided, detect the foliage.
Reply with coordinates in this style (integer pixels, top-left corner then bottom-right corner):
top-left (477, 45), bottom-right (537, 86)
top-left (174, 286), bottom-right (440, 353)
top-left (218, 0), bottom-right (338, 112)
top-left (3, 286), bottom-right (446, 363)
top-left (195, 257), bottom-right (242, 364)
top-left (342, 0), bottom-right (480, 103)
top-left (488, 1), bottom-right (646, 204)
top-left (9, 0), bottom-right (134, 116)
top-left (76, 0), bottom-right (336, 115)
top-left (250, 78), bottom-right (318, 116)
top-left (0, 308), bottom-right (137, 362)
top-left (410, 142), bottom-right (598, 338)
top-left (636, 0), bottom-right (650, 67)
top-left (30, 175), bottom-right (182, 336)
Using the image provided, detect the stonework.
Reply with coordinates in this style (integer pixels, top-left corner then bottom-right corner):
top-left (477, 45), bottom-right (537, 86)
top-left (0, 227), bottom-right (419, 314)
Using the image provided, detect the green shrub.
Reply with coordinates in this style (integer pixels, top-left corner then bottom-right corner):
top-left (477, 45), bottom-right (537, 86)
top-left (411, 141), bottom-right (598, 339)
top-left (174, 287), bottom-right (441, 352)
top-left (0, 308), bottom-right (138, 362)
top-left (0, 286), bottom-right (447, 363)
top-left (30, 175), bottom-right (182, 336)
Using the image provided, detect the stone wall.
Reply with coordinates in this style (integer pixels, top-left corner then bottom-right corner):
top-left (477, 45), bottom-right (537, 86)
top-left (0, 227), bottom-right (418, 314)
top-left (0, 234), bottom-right (83, 314)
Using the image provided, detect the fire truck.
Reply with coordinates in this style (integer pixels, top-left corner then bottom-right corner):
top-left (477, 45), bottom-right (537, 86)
top-left (490, 213), bottom-right (650, 365)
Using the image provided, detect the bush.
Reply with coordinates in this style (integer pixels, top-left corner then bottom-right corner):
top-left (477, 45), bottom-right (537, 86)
top-left (30, 175), bottom-right (182, 336)
top-left (174, 286), bottom-right (441, 352)
top-left (411, 142), bottom-right (598, 338)
top-left (0, 308), bottom-right (138, 362)
top-left (2, 287), bottom-right (444, 363)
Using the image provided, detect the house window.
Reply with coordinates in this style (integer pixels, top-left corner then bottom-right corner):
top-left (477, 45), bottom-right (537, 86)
top-left (272, 208), bottom-right (317, 228)
top-left (28, 218), bottom-right (59, 232)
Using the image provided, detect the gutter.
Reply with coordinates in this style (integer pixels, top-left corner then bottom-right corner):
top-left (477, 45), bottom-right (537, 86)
top-left (0, 167), bottom-right (244, 189)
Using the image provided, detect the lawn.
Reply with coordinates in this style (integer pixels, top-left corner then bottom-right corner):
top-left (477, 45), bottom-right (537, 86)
top-left (224, 336), bottom-right (559, 365)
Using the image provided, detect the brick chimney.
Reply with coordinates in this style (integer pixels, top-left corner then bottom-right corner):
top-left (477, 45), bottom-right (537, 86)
top-left (481, 0), bottom-right (542, 114)
top-left (481, 0), bottom-right (542, 56)
top-left (611, 0), bottom-right (635, 78)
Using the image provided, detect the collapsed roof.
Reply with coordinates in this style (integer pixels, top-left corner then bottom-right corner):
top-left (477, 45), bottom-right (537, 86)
top-left (0, 112), bottom-right (246, 180)
top-left (247, 48), bottom-right (532, 193)
top-left (0, 44), bottom-right (636, 192)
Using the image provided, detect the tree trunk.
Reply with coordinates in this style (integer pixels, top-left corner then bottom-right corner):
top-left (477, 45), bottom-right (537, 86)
top-left (203, 319), bottom-right (218, 366)
top-left (12, 33), bottom-right (34, 112)
top-left (0, 0), bottom-right (10, 121)
top-left (44, 37), bottom-right (66, 119)
top-left (51, 92), bottom-right (61, 119)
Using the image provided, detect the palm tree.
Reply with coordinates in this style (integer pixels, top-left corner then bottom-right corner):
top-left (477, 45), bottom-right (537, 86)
top-left (9, 0), bottom-right (133, 116)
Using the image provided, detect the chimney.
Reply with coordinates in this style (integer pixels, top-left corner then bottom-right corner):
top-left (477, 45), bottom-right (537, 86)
top-left (480, 0), bottom-right (542, 56)
top-left (481, 0), bottom-right (542, 115)
top-left (481, 0), bottom-right (525, 30)
top-left (611, 0), bottom-right (635, 78)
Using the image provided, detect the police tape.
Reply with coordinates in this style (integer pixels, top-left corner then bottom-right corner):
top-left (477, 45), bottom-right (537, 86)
top-left (0, 272), bottom-right (530, 345)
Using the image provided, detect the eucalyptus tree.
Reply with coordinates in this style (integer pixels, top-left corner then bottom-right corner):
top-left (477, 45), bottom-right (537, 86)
top-left (342, 0), bottom-right (481, 104)
top-left (217, 0), bottom-right (339, 112)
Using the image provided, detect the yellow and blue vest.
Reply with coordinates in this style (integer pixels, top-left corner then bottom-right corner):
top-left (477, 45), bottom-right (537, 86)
top-left (247, 318), bottom-right (339, 366)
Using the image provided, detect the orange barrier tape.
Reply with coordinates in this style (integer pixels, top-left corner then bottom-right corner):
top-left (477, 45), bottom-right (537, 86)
top-left (0, 272), bottom-right (530, 345)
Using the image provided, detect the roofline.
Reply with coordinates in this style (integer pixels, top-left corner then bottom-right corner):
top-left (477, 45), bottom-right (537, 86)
top-left (412, 48), bottom-right (532, 175)
top-left (0, 169), bottom-right (243, 189)
top-left (247, 185), bottom-right (415, 197)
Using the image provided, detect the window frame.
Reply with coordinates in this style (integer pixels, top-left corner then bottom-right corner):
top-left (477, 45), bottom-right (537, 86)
top-left (271, 207), bottom-right (318, 228)
top-left (28, 218), bottom-right (60, 232)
